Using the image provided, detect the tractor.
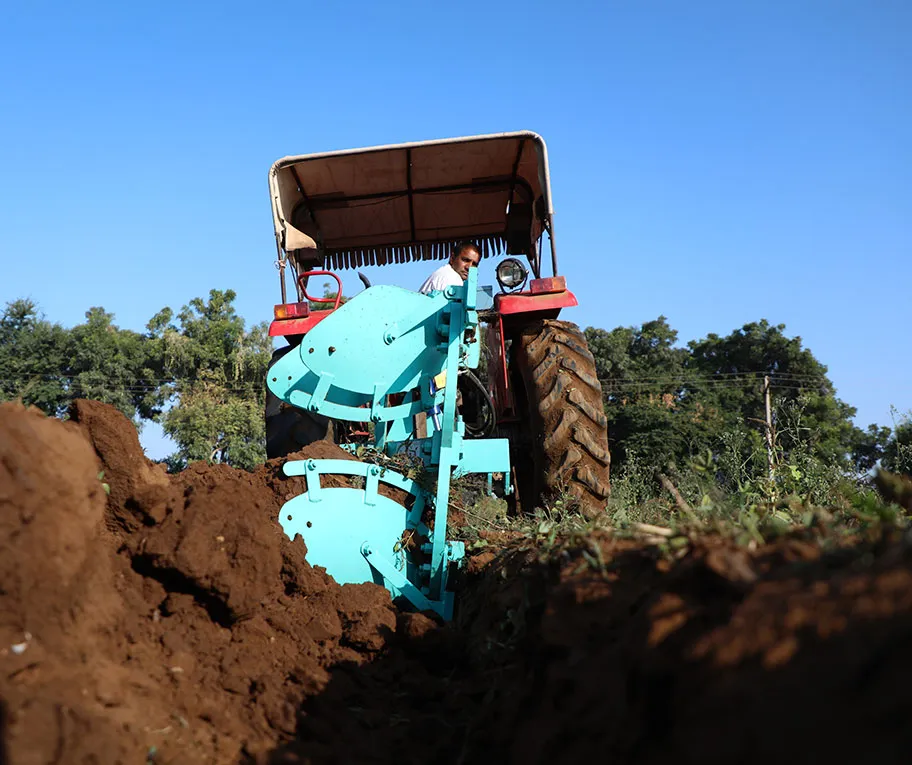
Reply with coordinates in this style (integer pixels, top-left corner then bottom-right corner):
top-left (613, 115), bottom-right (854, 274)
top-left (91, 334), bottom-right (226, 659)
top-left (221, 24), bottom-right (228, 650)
top-left (264, 131), bottom-right (610, 618)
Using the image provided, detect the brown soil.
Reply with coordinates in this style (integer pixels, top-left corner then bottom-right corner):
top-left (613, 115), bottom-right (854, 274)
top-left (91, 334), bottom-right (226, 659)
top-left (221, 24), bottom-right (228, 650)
top-left (0, 402), bottom-right (396, 764)
top-left (2, 400), bottom-right (912, 764)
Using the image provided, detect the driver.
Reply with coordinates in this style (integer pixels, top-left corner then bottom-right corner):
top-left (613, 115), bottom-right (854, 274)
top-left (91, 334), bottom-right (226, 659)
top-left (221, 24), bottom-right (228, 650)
top-left (418, 241), bottom-right (480, 294)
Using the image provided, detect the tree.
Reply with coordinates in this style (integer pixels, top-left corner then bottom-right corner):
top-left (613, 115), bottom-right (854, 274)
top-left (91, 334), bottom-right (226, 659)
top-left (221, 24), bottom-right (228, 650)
top-left (848, 423), bottom-right (891, 475)
top-left (65, 306), bottom-right (161, 422)
top-left (1, 292), bottom-right (273, 471)
top-left (882, 410), bottom-right (912, 476)
top-left (0, 299), bottom-right (70, 415)
top-left (685, 320), bottom-right (871, 473)
top-left (149, 289), bottom-right (272, 470)
top-left (585, 317), bottom-right (717, 470)
top-left (0, 299), bottom-right (158, 423)
top-left (586, 317), bottom-right (890, 487)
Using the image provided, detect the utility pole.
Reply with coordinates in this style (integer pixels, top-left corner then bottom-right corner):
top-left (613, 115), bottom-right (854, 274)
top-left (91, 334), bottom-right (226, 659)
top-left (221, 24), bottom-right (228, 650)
top-left (764, 375), bottom-right (774, 480)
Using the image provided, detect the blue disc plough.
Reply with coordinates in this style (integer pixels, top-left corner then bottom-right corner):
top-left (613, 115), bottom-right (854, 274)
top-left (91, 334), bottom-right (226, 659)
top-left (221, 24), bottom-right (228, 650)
top-left (267, 269), bottom-right (510, 619)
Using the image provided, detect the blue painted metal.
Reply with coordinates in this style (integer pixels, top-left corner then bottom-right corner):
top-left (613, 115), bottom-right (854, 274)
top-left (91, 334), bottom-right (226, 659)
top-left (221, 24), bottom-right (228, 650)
top-left (281, 459), bottom-right (427, 602)
top-left (268, 267), bottom-right (510, 619)
top-left (360, 544), bottom-right (435, 615)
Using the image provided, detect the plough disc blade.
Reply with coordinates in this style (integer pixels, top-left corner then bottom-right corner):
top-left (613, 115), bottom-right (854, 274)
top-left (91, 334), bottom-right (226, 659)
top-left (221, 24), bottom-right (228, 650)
top-left (280, 487), bottom-right (410, 588)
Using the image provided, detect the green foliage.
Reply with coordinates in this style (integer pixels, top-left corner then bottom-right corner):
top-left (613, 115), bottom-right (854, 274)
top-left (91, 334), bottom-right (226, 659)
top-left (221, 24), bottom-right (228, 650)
top-left (308, 283), bottom-right (345, 311)
top-left (148, 290), bottom-right (272, 471)
top-left (448, 450), bottom-right (909, 561)
top-left (848, 422), bottom-right (892, 474)
top-left (598, 453), bottom-right (909, 551)
top-left (157, 375), bottom-right (266, 470)
top-left (452, 485), bottom-right (606, 547)
top-left (65, 306), bottom-right (161, 422)
top-left (882, 408), bottom-right (912, 476)
top-left (0, 299), bottom-right (161, 422)
top-left (585, 316), bottom-right (705, 469)
top-left (0, 299), bottom-right (70, 415)
top-left (685, 320), bottom-right (862, 471)
top-left (586, 317), bottom-right (894, 492)
top-left (1, 291), bottom-right (272, 471)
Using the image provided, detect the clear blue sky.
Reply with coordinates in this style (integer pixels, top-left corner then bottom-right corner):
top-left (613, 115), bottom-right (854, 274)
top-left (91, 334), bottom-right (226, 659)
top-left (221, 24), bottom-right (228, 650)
top-left (1, 1), bottom-right (909, 457)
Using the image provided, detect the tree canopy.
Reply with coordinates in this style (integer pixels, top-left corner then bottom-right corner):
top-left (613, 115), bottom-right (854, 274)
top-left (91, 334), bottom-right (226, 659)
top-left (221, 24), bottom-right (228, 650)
top-left (882, 411), bottom-right (912, 475)
top-left (585, 316), bottom-right (897, 490)
top-left (148, 289), bottom-right (272, 471)
top-left (0, 299), bottom-right (159, 422)
top-left (0, 291), bottom-right (272, 471)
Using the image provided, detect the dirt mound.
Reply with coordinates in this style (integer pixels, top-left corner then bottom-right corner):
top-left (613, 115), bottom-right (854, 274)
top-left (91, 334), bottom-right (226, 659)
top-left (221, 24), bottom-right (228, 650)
top-left (264, 533), bottom-right (912, 765)
top-left (454, 534), bottom-right (912, 764)
top-left (0, 402), bottom-right (142, 763)
top-left (0, 401), bottom-right (399, 763)
top-left (68, 399), bottom-right (171, 538)
top-left (0, 403), bottom-right (111, 645)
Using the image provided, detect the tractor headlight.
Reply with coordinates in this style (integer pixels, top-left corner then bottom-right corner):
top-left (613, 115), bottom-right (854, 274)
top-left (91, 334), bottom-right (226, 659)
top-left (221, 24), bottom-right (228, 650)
top-left (495, 258), bottom-right (528, 292)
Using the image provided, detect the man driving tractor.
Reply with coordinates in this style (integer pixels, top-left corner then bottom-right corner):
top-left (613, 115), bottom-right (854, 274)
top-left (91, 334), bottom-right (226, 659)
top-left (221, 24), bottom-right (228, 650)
top-left (418, 241), bottom-right (481, 294)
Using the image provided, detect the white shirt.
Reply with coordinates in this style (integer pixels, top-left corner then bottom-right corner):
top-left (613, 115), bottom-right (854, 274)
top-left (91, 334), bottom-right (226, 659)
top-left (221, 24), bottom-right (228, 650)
top-left (418, 263), bottom-right (463, 295)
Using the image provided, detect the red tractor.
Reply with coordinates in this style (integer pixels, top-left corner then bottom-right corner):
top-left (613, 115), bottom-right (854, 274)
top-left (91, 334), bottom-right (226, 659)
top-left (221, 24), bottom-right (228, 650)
top-left (265, 131), bottom-right (610, 516)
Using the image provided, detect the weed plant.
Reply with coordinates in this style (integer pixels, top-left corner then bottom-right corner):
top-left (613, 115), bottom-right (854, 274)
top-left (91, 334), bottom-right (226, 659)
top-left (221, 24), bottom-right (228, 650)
top-left (450, 427), bottom-right (909, 554)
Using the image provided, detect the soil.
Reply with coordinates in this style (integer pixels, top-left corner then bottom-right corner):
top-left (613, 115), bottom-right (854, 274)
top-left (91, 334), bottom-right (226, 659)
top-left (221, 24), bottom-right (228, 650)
top-left (2, 400), bottom-right (912, 764)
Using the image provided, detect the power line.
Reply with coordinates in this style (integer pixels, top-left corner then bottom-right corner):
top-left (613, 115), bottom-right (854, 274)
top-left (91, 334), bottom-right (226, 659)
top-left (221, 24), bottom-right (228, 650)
top-left (598, 371), bottom-right (827, 385)
top-left (601, 377), bottom-right (827, 390)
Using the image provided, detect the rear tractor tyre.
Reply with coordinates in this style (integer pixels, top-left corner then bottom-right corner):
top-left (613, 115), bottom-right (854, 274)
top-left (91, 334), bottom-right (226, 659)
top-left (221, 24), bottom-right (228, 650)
top-left (265, 345), bottom-right (334, 459)
top-left (514, 320), bottom-right (611, 517)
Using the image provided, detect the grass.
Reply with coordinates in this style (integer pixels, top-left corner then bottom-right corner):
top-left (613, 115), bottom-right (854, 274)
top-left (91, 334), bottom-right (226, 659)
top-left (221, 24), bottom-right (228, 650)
top-left (447, 458), bottom-right (912, 559)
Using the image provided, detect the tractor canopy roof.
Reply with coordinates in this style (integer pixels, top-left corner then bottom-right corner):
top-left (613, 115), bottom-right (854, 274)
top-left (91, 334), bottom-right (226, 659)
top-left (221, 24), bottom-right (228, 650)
top-left (269, 131), bottom-right (556, 275)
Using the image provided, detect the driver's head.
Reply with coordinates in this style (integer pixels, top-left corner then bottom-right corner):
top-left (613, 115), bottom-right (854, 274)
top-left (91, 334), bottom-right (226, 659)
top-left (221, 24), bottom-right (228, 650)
top-left (449, 241), bottom-right (481, 280)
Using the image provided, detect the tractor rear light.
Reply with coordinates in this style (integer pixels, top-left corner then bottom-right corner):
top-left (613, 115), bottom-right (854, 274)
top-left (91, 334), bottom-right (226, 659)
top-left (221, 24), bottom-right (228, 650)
top-left (274, 302), bottom-right (311, 320)
top-left (529, 276), bottom-right (567, 294)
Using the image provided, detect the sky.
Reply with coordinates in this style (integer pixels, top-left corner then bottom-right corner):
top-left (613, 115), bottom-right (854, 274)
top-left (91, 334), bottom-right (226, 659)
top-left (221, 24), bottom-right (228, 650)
top-left (1, 0), bottom-right (909, 458)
